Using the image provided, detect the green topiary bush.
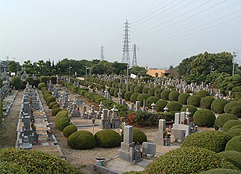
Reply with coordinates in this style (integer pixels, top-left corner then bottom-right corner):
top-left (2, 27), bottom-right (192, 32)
top-left (168, 91), bottom-right (180, 101)
top-left (187, 95), bottom-right (201, 107)
top-left (166, 101), bottom-right (182, 112)
top-left (154, 89), bottom-right (162, 98)
top-left (148, 88), bottom-right (156, 96)
top-left (181, 130), bottom-right (232, 152)
top-left (145, 147), bottom-right (237, 174)
top-left (49, 101), bottom-right (57, 109)
top-left (197, 90), bottom-right (210, 98)
top-left (230, 125), bottom-right (241, 131)
top-left (46, 96), bottom-right (56, 105)
top-left (136, 93), bottom-right (150, 107)
top-left (11, 77), bottom-right (21, 90)
top-left (134, 86), bottom-right (143, 93)
top-left (124, 91), bottom-right (134, 101)
top-left (193, 109), bottom-right (216, 127)
top-left (95, 129), bottom-right (121, 148)
top-left (52, 107), bottom-right (61, 116)
top-left (130, 93), bottom-right (140, 103)
top-left (222, 120), bottom-right (241, 132)
top-left (214, 113), bottom-right (238, 130)
top-left (122, 128), bottom-right (147, 144)
top-left (181, 105), bottom-right (197, 117)
top-left (67, 130), bottom-right (95, 149)
top-left (109, 87), bottom-right (117, 96)
top-left (219, 150), bottom-right (241, 170)
top-left (0, 148), bottom-right (82, 174)
top-left (142, 87), bottom-right (150, 94)
top-left (200, 96), bottom-right (215, 109)
top-left (114, 88), bottom-right (119, 97)
top-left (1, 161), bottom-right (28, 174)
top-left (178, 93), bottom-right (190, 105)
top-left (161, 90), bottom-right (171, 100)
top-left (40, 76), bottom-right (50, 84)
top-left (224, 101), bottom-right (241, 117)
top-left (63, 125), bottom-right (78, 137)
top-left (211, 99), bottom-right (229, 114)
top-left (155, 100), bottom-right (168, 112)
top-left (52, 104), bottom-right (59, 109)
top-left (37, 82), bottom-right (46, 89)
top-left (228, 129), bottom-right (241, 138)
top-left (55, 112), bottom-right (70, 131)
top-left (130, 84), bottom-right (137, 92)
top-left (225, 135), bottom-right (241, 153)
top-left (199, 169), bottom-right (241, 174)
top-left (146, 96), bottom-right (159, 109)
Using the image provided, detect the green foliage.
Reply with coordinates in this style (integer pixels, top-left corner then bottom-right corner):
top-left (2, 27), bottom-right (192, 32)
top-left (103, 99), bottom-right (114, 109)
top-left (49, 101), bottom-right (57, 109)
top-left (114, 88), bottom-right (119, 97)
top-left (145, 147), bottom-right (237, 174)
top-left (7, 61), bottom-right (19, 73)
top-left (156, 111), bottom-right (175, 121)
top-left (46, 96), bottom-right (56, 105)
top-left (228, 129), bottom-right (241, 138)
top-left (146, 96), bottom-right (159, 109)
top-left (225, 135), bottom-right (241, 153)
top-left (136, 93), bottom-right (150, 107)
top-left (161, 90), bottom-right (171, 100)
top-left (1, 161), bottom-right (28, 174)
top-left (168, 91), bottom-right (180, 101)
top-left (230, 125), bottom-right (241, 131)
top-left (181, 105), bottom-right (197, 116)
top-left (142, 87), bottom-right (149, 94)
top-left (40, 76), bottom-right (50, 84)
top-left (134, 86), bottom-right (143, 93)
top-left (201, 96), bottom-right (215, 109)
top-left (197, 90), bottom-right (210, 98)
top-left (124, 91), bottom-right (134, 101)
top-left (135, 111), bottom-right (159, 126)
top-left (63, 125), bottom-right (78, 137)
top-left (155, 100), bottom-right (168, 112)
top-left (199, 169), bottom-right (241, 174)
top-left (148, 88), bottom-right (156, 96)
top-left (50, 76), bottom-right (57, 84)
top-left (219, 150), bottom-right (241, 170)
top-left (52, 107), bottom-right (61, 116)
top-left (214, 113), bottom-right (238, 130)
top-left (52, 104), bottom-right (59, 109)
top-left (222, 120), bottom-right (241, 132)
top-left (26, 77), bottom-right (34, 86)
top-left (130, 84), bottom-right (137, 92)
top-left (0, 148), bottom-right (82, 174)
top-left (67, 130), bottom-right (95, 149)
top-left (187, 95), bottom-right (201, 107)
top-left (133, 128), bottom-right (147, 144)
top-left (193, 109), bottom-right (216, 127)
top-left (181, 130), bottom-right (232, 152)
top-left (11, 77), bottom-right (21, 90)
top-left (211, 99), bottom-right (229, 114)
top-left (55, 111), bottom-right (70, 131)
top-left (154, 88), bottom-right (162, 98)
top-left (95, 130), bottom-right (121, 148)
top-left (224, 101), bottom-right (241, 117)
top-left (178, 93), bottom-right (190, 104)
top-left (166, 101), bottom-right (183, 112)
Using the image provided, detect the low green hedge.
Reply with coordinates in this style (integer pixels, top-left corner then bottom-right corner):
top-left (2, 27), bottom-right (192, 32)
top-left (161, 90), bottom-right (171, 100)
top-left (49, 101), bottom-right (58, 109)
top-left (95, 130), bottom-right (121, 148)
top-left (219, 150), bottom-right (241, 170)
top-left (168, 91), bottom-right (180, 101)
top-left (46, 96), bottom-right (56, 105)
top-left (145, 147), bottom-right (237, 174)
top-left (187, 95), bottom-right (201, 107)
top-left (67, 130), bottom-right (95, 149)
top-left (1, 161), bottom-right (28, 174)
top-left (52, 104), bottom-right (59, 109)
top-left (166, 101), bottom-right (183, 112)
top-left (136, 93), bottom-right (150, 107)
top-left (124, 91), bottom-right (134, 101)
top-left (181, 130), bottom-right (231, 153)
top-left (142, 87), bottom-right (149, 94)
top-left (193, 109), bottom-right (216, 127)
top-left (37, 82), bottom-right (45, 89)
top-left (130, 93), bottom-right (140, 103)
top-left (211, 99), bottom-right (229, 114)
top-left (55, 111), bottom-right (70, 131)
top-left (222, 120), bottom-right (241, 132)
top-left (154, 89), bottom-right (162, 98)
top-left (225, 135), bottom-right (241, 153)
top-left (63, 125), bottom-right (78, 137)
top-left (148, 88), bottom-right (156, 96)
top-left (146, 96), bottom-right (159, 109)
top-left (196, 90), bottom-right (210, 98)
top-left (224, 101), bottom-right (241, 117)
top-left (199, 169), bottom-right (241, 174)
top-left (214, 113), bottom-right (238, 130)
top-left (178, 93), bottom-right (190, 105)
top-left (134, 86), bottom-right (143, 93)
top-left (155, 100), bottom-right (168, 112)
top-left (181, 105), bottom-right (197, 117)
top-left (200, 96), bottom-right (215, 109)
top-left (52, 107), bottom-right (61, 116)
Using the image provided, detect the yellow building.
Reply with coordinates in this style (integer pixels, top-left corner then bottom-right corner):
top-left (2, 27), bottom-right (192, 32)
top-left (147, 69), bottom-right (178, 78)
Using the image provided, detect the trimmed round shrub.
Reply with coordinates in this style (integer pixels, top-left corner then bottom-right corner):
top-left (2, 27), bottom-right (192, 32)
top-left (219, 150), bottom-right (241, 170)
top-left (136, 93), bottom-right (150, 107)
top-left (145, 147), bottom-right (237, 174)
top-left (181, 130), bottom-right (232, 152)
top-left (161, 90), bottom-right (171, 100)
top-left (52, 104), bottom-right (59, 109)
top-left (154, 89), bottom-right (162, 98)
top-left (49, 101), bottom-right (57, 109)
top-left (168, 91), bottom-right (180, 101)
top-left (40, 76), bottom-right (50, 84)
top-left (225, 135), bottom-right (241, 153)
top-left (114, 88), bottom-right (119, 97)
top-left (133, 128), bottom-right (147, 144)
top-left (55, 112), bottom-right (70, 131)
top-left (130, 84), bottom-right (137, 92)
top-left (95, 130), bottom-right (121, 148)
top-left (142, 87), bottom-right (149, 94)
top-left (37, 82), bottom-right (45, 89)
top-left (222, 120), bottom-right (241, 132)
top-left (52, 107), bottom-right (61, 116)
top-left (56, 110), bottom-right (68, 117)
top-left (134, 86), bottom-right (143, 93)
top-left (200, 96), bottom-right (215, 109)
top-left (193, 109), bottom-right (216, 127)
top-left (230, 125), bottom-right (241, 131)
top-left (214, 113), bottom-right (238, 130)
top-left (199, 169), bottom-right (241, 174)
top-left (124, 91), bottom-right (134, 101)
top-left (130, 93), bottom-right (140, 103)
top-left (63, 125), bottom-right (77, 137)
top-left (211, 99), bottom-right (229, 114)
top-left (11, 77), bottom-right (21, 90)
top-left (67, 130), bottom-right (95, 149)
top-left (148, 88), bottom-right (156, 96)
top-left (181, 105), bottom-right (197, 117)
top-left (187, 95), bottom-right (201, 107)
top-left (155, 100), bottom-right (168, 112)
top-left (224, 101), bottom-right (241, 117)
top-left (146, 96), bottom-right (159, 109)
top-left (110, 87), bottom-right (117, 96)
top-left (46, 96), bottom-right (56, 105)
top-left (166, 101), bottom-right (182, 112)
top-left (0, 147), bottom-right (82, 174)
top-left (197, 90), bottom-right (210, 98)
top-left (178, 93), bottom-right (190, 105)
top-left (228, 129), bottom-right (241, 138)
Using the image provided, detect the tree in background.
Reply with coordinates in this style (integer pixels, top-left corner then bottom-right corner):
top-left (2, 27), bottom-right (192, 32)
top-left (7, 61), bottom-right (19, 73)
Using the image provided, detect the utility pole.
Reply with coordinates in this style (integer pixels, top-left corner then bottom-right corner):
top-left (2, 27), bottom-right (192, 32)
top-left (132, 44), bottom-right (138, 67)
top-left (233, 51), bottom-right (236, 76)
top-left (100, 45), bottom-right (104, 61)
top-left (122, 20), bottom-right (130, 66)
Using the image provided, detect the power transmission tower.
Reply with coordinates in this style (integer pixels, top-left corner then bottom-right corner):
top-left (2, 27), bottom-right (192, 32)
top-left (122, 20), bottom-right (130, 66)
top-left (100, 45), bottom-right (104, 61)
top-left (233, 51), bottom-right (236, 76)
top-left (132, 44), bottom-right (138, 67)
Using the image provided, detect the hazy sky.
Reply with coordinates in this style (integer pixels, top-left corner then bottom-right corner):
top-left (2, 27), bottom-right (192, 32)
top-left (1, 0), bottom-right (241, 69)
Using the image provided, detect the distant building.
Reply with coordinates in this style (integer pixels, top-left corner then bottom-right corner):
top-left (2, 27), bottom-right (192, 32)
top-left (0, 61), bottom-right (7, 74)
top-left (147, 68), bottom-right (178, 78)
